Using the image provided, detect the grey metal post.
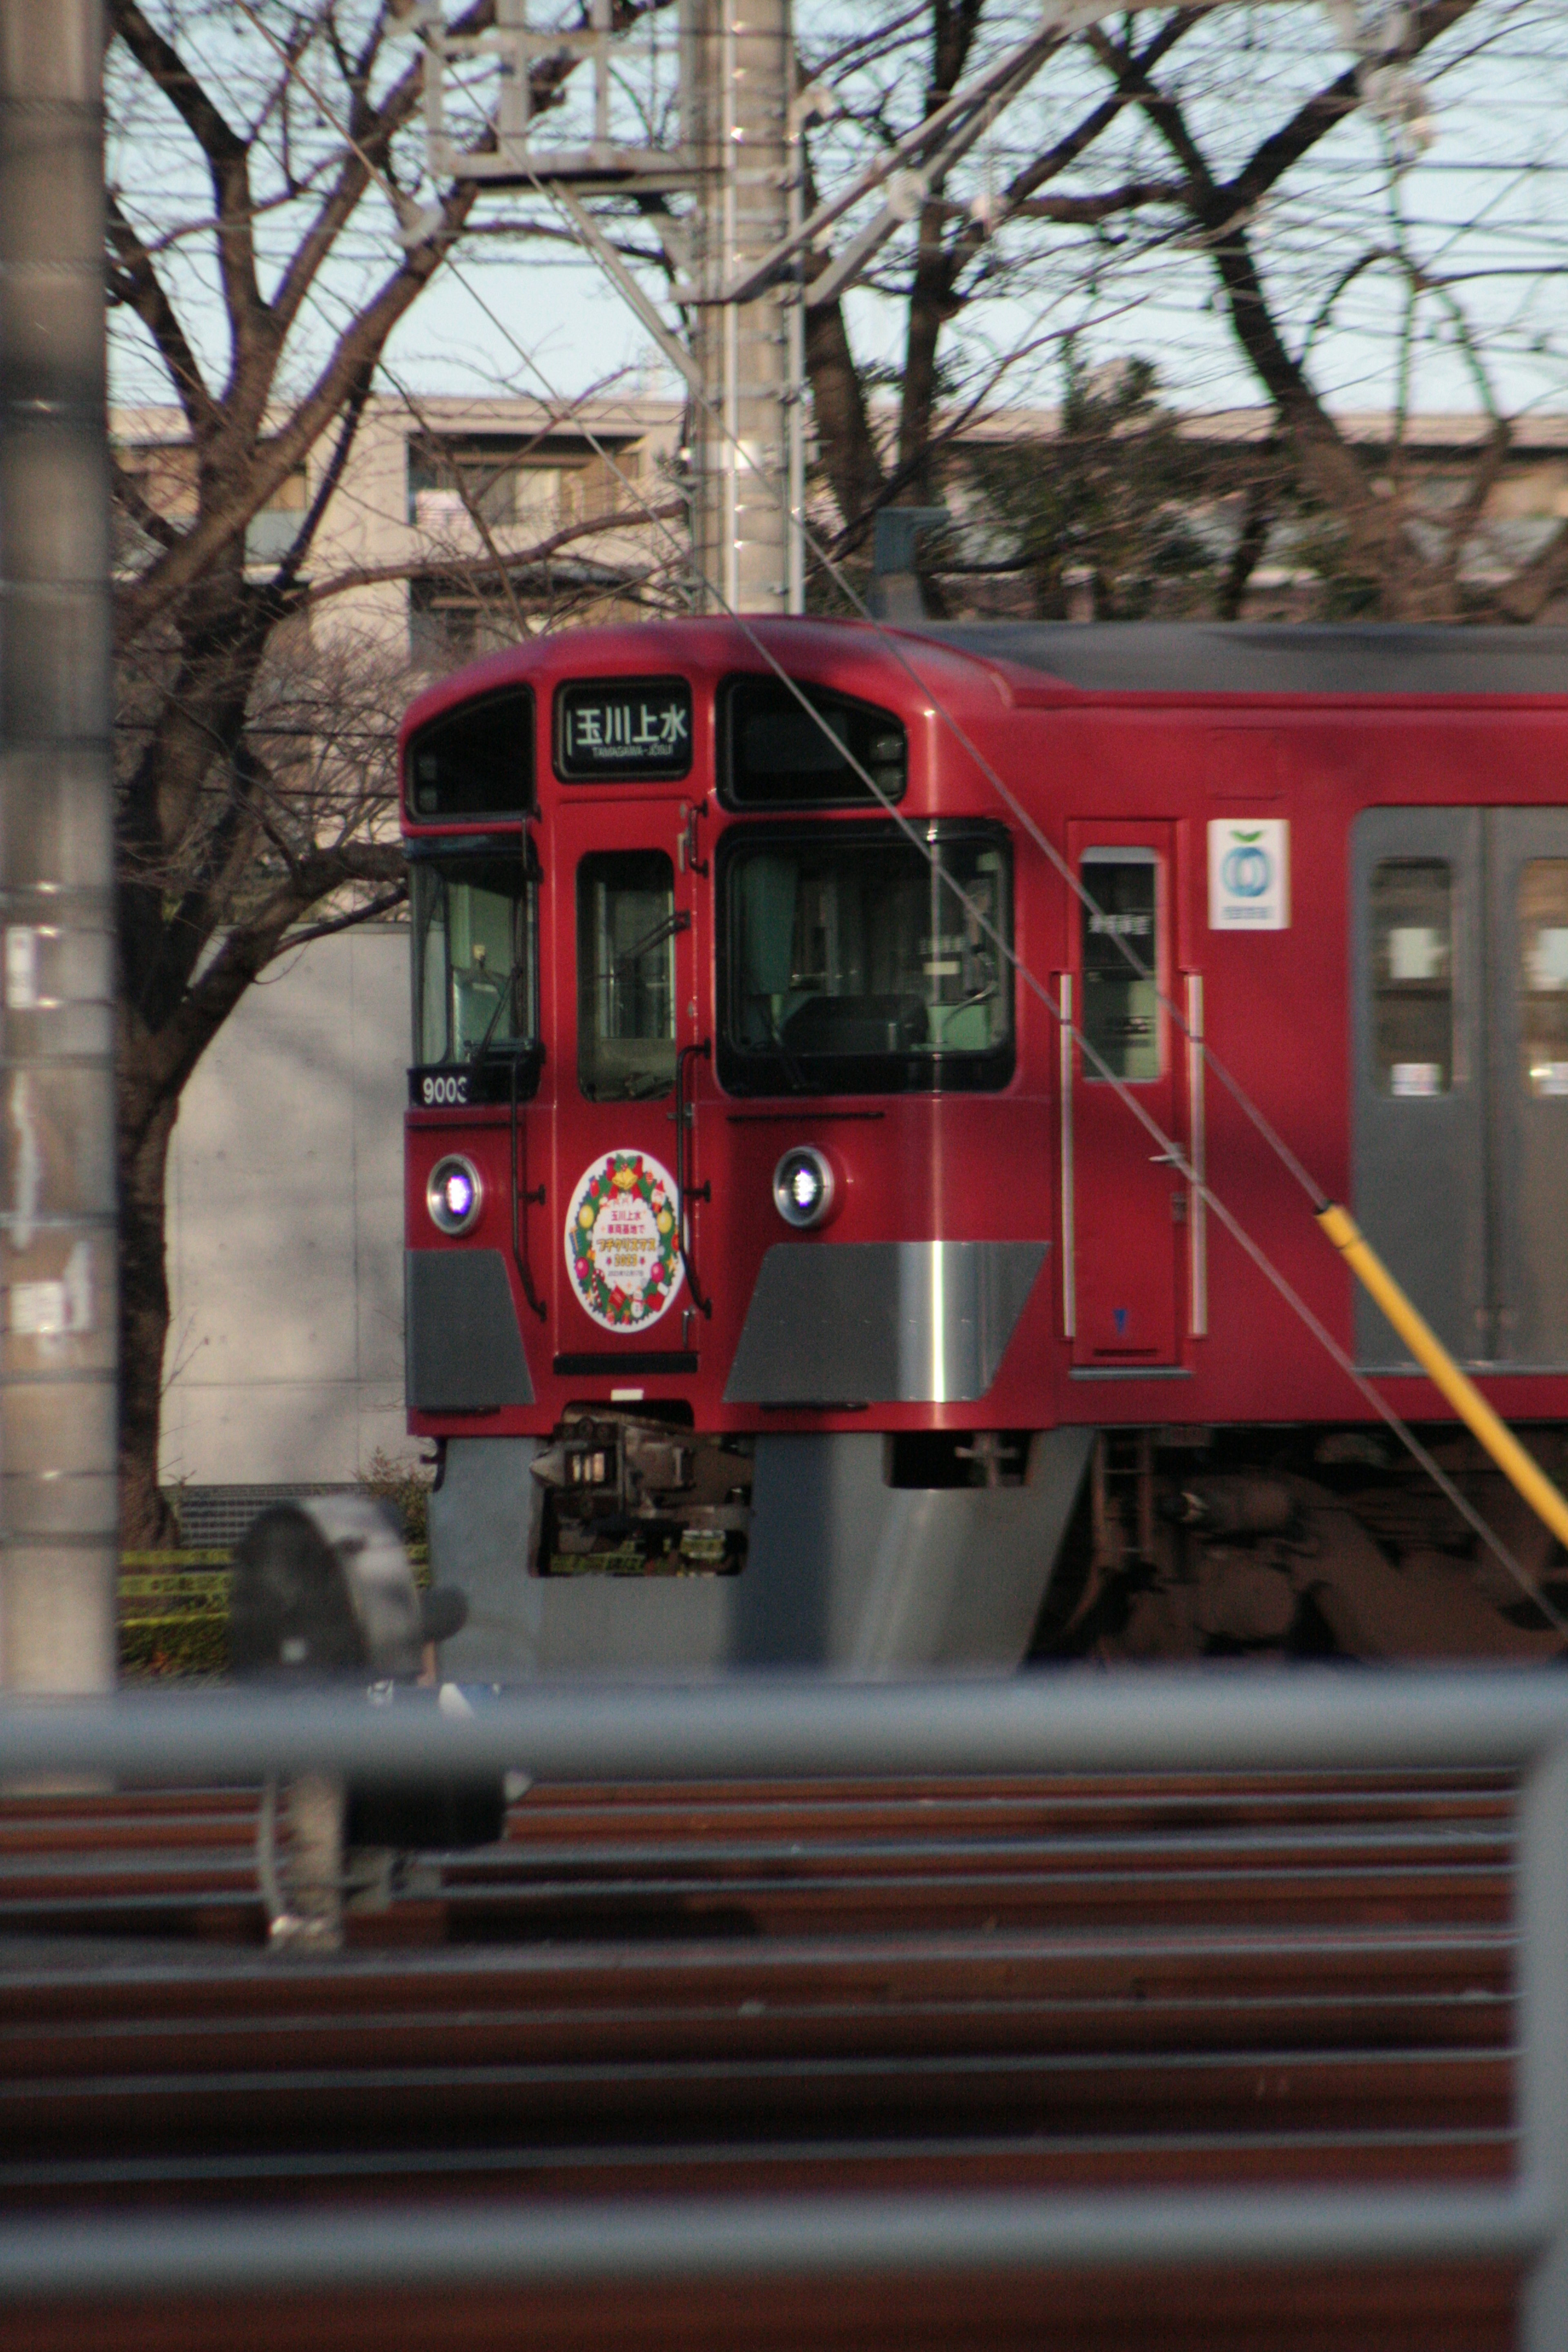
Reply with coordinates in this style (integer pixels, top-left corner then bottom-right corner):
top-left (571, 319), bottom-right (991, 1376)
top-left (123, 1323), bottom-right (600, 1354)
top-left (0, 1), bottom-right (118, 1691)
top-left (1518, 1737), bottom-right (1568, 2348)
top-left (685, 0), bottom-right (793, 614)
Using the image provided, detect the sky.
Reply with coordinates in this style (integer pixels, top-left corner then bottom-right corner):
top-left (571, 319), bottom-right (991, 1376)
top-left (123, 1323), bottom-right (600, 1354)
top-left (107, 1), bottom-right (1568, 431)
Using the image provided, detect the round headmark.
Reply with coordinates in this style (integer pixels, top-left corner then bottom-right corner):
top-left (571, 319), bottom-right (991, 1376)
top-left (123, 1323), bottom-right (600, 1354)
top-left (564, 1150), bottom-right (684, 1333)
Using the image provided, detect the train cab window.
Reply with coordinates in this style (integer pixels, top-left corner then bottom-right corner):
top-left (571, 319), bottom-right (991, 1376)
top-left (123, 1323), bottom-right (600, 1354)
top-left (1519, 860), bottom-right (1568, 1097)
top-left (1080, 850), bottom-right (1161, 1083)
top-left (1370, 859), bottom-right (1453, 1096)
top-left (412, 851), bottom-right (538, 1066)
top-left (720, 679), bottom-right (906, 808)
top-left (719, 822), bottom-right (1013, 1095)
top-left (405, 688), bottom-right (533, 820)
top-left (578, 851), bottom-right (678, 1100)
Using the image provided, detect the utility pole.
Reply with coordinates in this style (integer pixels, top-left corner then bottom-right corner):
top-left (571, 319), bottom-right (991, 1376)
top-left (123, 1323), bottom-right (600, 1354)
top-left (0, 2), bottom-right (118, 1691)
top-left (683, 0), bottom-right (797, 615)
top-left (420, 0), bottom-right (804, 616)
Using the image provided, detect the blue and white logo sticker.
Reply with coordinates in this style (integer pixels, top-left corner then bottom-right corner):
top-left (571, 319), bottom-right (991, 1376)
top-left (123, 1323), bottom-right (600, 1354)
top-left (1208, 818), bottom-right (1289, 931)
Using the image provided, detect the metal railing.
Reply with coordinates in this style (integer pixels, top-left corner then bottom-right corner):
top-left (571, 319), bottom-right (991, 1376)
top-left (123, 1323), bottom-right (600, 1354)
top-left (2, 1668), bottom-right (1565, 2342)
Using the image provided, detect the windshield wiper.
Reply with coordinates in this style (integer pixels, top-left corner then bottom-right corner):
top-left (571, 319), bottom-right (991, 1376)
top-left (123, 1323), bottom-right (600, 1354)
top-left (468, 957), bottom-right (530, 1065)
top-left (614, 907), bottom-right (690, 976)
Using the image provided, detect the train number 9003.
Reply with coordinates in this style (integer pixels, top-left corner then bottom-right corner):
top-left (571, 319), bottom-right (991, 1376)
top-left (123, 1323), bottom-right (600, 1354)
top-left (419, 1071), bottom-right (469, 1107)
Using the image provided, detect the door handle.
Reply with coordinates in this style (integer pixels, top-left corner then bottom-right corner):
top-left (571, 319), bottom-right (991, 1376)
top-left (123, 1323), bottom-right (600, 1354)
top-left (674, 1039), bottom-right (713, 1319)
top-left (508, 1057), bottom-right (546, 1321)
top-left (678, 797), bottom-right (709, 876)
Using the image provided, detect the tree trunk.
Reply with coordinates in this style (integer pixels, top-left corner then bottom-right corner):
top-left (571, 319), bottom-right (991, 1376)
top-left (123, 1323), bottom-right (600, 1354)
top-left (118, 1068), bottom-right (179, 1548)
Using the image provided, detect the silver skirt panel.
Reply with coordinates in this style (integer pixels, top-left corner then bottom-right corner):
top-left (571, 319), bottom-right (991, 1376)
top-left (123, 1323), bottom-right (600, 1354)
top-left (406, 1247), bottom-right (534, 1411)
top-left (724, 1239), bottom-right (1047, 1405)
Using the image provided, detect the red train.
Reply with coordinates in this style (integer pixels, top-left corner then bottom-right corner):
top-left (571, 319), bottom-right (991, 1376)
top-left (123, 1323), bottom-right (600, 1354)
top-left (401, 619), bottom-right (1568, 1672)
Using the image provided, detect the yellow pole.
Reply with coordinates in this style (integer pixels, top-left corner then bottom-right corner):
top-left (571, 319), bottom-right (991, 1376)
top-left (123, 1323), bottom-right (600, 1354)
top-left (1317, 1202), bottom-right (1568, 1553)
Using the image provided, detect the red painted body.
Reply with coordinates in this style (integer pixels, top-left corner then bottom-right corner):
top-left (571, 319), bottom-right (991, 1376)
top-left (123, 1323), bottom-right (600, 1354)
top-left (402, 617), bottom-right (1568, 1446)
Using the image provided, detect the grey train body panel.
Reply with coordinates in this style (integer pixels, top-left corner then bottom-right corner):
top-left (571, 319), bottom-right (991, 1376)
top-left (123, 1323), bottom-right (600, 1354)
top-left (429, 1428), bottom-right (1094, 1679)
top-left (1488, 809), bottom-right (1568, 1367)
top-left (406, 1249), bottom-right (533, 1411)
top-left (428, 1435), bottom-right (547, 1682)
top-left (918, 621), bottom-right (1568, 700)
top-left (1352, 807), bottom-right (1568, 1372)
top-left (724, 1240), bottom-right (1047, 1405)
top-left (1352, 808), bottom-right (1487, 1369)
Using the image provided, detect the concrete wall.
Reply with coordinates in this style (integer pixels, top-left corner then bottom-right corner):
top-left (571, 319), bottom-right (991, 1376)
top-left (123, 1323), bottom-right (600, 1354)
top-left (159, 924), bottom-right (415, 1488)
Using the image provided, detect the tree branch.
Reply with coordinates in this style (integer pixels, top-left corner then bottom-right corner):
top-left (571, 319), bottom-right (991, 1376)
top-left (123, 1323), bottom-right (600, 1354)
top-left (301, 497), bottom-right (687, 611)
top-left (105, 191), bottom-right (218, 435)
top-left (113, 175), bottom-right (482, 651)
top-left (109, 0), bottom-right (266, 388)
top-left (278, 885), bottom-right (410, 954)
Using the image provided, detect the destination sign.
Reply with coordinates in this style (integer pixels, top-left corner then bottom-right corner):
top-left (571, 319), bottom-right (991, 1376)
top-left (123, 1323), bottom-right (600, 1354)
top-left (556, 677), bottom-right (693, 781)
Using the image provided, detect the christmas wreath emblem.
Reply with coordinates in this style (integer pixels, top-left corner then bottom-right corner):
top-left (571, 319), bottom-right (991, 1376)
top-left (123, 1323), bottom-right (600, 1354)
top-left (564, 1149), bottom-right (684, 1333)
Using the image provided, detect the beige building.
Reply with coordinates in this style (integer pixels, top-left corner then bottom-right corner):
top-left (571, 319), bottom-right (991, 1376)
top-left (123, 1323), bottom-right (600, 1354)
top-left (116, 391), bottom-right (688, 660)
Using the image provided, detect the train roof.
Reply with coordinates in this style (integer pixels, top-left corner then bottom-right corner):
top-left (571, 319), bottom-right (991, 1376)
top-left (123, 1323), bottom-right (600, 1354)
top-left (912, 621), bottom-right (1568, 697)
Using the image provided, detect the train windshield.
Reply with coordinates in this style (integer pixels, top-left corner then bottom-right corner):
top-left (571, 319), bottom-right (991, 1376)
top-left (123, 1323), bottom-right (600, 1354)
top-left (412, 853), bottom-right (538, 1068)
top-left (721, 823), bottom-right (1013, 1094)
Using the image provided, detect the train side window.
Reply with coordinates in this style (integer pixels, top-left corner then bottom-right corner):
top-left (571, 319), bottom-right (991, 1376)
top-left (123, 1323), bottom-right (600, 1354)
top-left (1081, 849), bottom-right (1160, 1083)
top-left (1370, 859), bottom-right (1453, 1096)
top-left (577, 851), bottom-right (678, 1101)
top-left (1519, 860), bottom-right (1568, 1098)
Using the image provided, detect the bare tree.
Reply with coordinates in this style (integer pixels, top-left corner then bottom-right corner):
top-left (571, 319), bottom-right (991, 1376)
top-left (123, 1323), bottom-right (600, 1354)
top-left (109, 0), bottom-right (677, 1541)
top-left (782, 0), bottom-right (1568, 622)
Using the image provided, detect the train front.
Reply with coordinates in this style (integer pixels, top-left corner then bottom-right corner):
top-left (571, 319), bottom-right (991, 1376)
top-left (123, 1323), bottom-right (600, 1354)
top-left (401, 619), bottom-right (1078, 1679)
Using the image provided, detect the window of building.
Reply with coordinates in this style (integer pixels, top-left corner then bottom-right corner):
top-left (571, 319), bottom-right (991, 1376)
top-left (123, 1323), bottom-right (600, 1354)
top-left (407, 436), bottom-right (640, 532)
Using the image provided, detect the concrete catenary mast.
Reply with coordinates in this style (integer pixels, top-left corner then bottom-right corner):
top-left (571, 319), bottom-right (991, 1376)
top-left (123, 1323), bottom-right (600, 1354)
top-left (420, 0), bottom-right (802, 615)
top-left (682, 0), bottom-right (798, 614)
top-left (0, 0), bottom-right (118, 1691)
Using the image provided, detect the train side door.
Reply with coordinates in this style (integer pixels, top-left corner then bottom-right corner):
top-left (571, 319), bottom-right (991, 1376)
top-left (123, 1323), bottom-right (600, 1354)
top-left (550, 794), bottom-right (706, 1370)
top-left (1352, 805), bottom-right (1568, 1370)
top-left (1490, 809), bottom-right (1568, 1365)
top-left (1063, 824), bottom-right (1182, 1368)
top-left (1351, 808), bottom-right (1486, 1365)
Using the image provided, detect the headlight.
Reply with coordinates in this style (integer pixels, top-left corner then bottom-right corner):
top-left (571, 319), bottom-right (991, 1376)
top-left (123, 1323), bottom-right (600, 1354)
top-left (428, 1154), bottom-right (483, 1236)
top-left (772, 1145), bottom-right (836, 1230)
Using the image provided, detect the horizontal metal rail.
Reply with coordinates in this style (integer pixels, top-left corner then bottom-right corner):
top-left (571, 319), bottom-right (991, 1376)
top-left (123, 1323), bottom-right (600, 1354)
top-left (5, 1670), bottom-right (1568, 1784)
top-left (0, 2187), bottom-right (1546, 2301)
top-left (3, 1669), bottom-right (1567, 2344)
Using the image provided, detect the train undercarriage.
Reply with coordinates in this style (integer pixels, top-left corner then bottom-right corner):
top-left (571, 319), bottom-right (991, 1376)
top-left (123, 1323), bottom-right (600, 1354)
top-left (1040, 1424), bottom-right (1568, 1666)
top-left (430, 1414), bottom-right (1568, 1678)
